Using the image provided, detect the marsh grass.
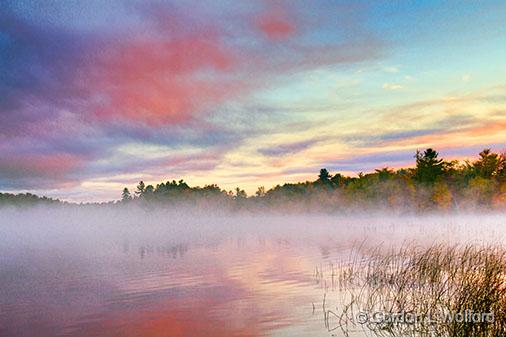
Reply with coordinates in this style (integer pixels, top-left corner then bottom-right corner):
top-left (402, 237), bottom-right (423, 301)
top-left (317, 244), bottom-right (506, 337)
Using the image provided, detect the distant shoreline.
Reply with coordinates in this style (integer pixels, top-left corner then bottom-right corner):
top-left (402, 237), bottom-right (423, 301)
top-left (2, 148), bottom-right (505, 212)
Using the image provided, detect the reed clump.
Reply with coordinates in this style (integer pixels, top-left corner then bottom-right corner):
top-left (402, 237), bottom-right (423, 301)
top-left (321, 244), bottom-right (506, 337)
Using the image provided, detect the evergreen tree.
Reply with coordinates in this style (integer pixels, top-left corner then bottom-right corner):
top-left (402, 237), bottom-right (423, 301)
top-left (135, 181), bottom-right (145, 196)
top-left (121, 187), bottom-right (132, 202)
top-left (414, 148), bottom-right (445, 184)
top-left (255, 186), bottom-right (266, 197)
top-left (235, 187), bottom-right (247, 199)
top-left (318, 168), bottom-right (330, 182)
top-left (473, 149), bottom-right (502, 179)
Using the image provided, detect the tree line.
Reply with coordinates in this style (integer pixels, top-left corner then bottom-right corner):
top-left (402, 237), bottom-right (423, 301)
top-left (119, 148), bottom-right (506, 211)
top-left (1, 148), bottom-right (505, 211)
top-left (0, 192), bottom-right (61, 207)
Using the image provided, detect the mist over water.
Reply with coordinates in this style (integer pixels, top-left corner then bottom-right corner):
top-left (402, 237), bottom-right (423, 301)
top-left (0, 207), bottom-right (505, 337)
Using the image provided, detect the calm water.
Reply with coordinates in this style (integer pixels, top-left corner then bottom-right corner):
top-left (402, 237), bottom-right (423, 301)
top-left (1, 209), bottom-right (504, 337)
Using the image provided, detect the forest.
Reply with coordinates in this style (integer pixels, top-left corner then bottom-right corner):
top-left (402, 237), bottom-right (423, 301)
top-left (2, 148), bottom-right (506, 211)
top-left (121, 147), bottom-right (506, 211)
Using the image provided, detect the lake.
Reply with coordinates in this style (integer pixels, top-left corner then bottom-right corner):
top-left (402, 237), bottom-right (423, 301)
top-left (1, 208), bottom-right (504, 337)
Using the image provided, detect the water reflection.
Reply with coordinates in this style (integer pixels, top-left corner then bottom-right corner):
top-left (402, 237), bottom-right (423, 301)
top-left (0, 211), bottom-right (505, 337)
top-left (136, 243), bottom-right (189, 259)
top-left (0, 232), bottom-right (325, 336)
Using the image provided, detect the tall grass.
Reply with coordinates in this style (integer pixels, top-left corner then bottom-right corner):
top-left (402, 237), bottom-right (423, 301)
top-left (317, 244), bottom-right (506, 337)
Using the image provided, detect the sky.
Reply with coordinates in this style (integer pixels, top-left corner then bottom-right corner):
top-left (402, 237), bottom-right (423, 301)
top-left (1, 0), bottom-right (506, 202)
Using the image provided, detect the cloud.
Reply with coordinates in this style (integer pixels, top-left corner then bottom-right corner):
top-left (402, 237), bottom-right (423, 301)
top-left (382, 83), bottom-right (403, 90)
top-left (327, 150), bottom-right (415, 172)
top-left (343, 113), bottom-right (479, 148)
top-left (89, 22), bottom-right (243, 126)
top-left (0, 153), bottom-right (85, 189)
top-left (383, 66), bottom-right (399, 73)
top-left (343, 128), bottom-right (442, 147)
top-left (0, 1), bottom-right (385, 197)
top-left (255, 5), bottom-right (296, 41)
top-left (0, 10), bottom-right (91, 135)
top-left (258, 138), bottom-right (326, 157)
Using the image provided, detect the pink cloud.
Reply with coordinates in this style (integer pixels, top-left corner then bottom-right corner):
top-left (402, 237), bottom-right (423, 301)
top-left (0, 2), bottom-right (385, 196)
top-left (0, 153), bottom-right (85, 185)
top-left (255, 6), bottom-right (296, 41)
top-left (256, 15), bottom-right (295, 40)
top-left (87, 25), bottom-right (243, 126)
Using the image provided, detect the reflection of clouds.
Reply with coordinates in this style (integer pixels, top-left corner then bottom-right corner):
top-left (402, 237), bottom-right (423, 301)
top-left (2, 212), bottom-right (505, 336)
top-left (136, 243), bottom-right (189, 260)
top-left (105, 236), bottom-right (324, 336)
top-left (0, 251), bottom-right (119, 337)
top-left (68, 238), bottom-right (317, 337)
top-left (74, 285), bottom-right (265, 337)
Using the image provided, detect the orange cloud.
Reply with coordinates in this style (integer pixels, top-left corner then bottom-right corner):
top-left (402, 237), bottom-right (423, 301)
top-left (465, 118), bottom-right (506, 137)
top-left (376, 119), bottom-right (506, 151)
